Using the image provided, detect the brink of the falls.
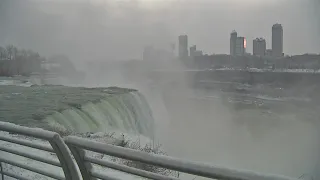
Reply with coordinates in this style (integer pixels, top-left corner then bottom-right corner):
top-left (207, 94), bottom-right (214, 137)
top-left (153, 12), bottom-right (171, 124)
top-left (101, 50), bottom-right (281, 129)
top-left (0, 85), bottom-right (155, 138)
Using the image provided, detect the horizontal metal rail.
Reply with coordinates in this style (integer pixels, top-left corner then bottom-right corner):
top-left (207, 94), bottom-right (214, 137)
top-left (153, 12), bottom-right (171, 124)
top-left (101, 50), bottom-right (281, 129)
top-left (90, 170), bottom-right (122, 180)
top-left (66, 136), bottom-right (299, 180)
top-left (0, 134), bottom-right (54, 152)
top-left (0, 156), bottom-right (65, 180)
top-left (0, 145), bottom-right (60, 167)
top-left (0, 122), bottom-right (56, 140)
top-left (85, 155), bottom-right (179, 180)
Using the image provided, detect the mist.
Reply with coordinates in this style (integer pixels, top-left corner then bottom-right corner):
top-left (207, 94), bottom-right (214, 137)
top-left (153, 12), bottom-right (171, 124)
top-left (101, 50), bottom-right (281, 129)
top-left (0, 0), bottom-right (319, 64)
top-left (1, 0), bottom-right (320, 179)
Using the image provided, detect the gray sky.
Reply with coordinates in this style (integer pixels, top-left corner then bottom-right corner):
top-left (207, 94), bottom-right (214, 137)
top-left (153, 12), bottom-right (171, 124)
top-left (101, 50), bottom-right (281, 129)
top-left (0, 0), bottom-right (319, 61)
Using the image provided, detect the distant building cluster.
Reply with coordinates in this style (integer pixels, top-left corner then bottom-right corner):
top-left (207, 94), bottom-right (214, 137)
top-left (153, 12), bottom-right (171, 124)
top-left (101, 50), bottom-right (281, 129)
top-left (143, 23), bottom-right (284, 62)
top-left (140, 23), bottom-right (320, 71)
top-left (178, 35), bottom-right (203, 59)
top-left (231, 24), bottom-right (283, 58)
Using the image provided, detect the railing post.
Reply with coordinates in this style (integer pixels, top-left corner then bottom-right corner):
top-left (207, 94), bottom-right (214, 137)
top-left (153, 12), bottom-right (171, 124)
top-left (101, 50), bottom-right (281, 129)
top-left (67, 145), bottom-right (97, 180)
top-left (0, 162), bottom-right (4, 180)
top-left (49, 134), bottom-right (82, 180)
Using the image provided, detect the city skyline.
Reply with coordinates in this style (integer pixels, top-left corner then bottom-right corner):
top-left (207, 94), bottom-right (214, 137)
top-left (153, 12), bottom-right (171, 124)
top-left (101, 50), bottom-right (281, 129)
top-left (0, 0), bottom-right (318, 61)
top-left (180, 24), bottom-right (282, 58)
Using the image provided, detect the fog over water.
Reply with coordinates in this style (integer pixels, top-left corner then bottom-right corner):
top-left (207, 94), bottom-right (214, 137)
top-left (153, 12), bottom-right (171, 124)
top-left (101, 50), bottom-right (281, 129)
top-left (1, 0), bottom-right (320, 179)
top-left (141, 76), bottom-right (319, 179)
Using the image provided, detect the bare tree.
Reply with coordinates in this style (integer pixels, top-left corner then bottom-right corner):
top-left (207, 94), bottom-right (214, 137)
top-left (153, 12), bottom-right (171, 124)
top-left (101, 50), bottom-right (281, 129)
top-left (0, 45), bottom-right (43, 76)
top-left (0, 46), bottom-right (7, 61)
top-left (6, 45), bottom-right (14, 60)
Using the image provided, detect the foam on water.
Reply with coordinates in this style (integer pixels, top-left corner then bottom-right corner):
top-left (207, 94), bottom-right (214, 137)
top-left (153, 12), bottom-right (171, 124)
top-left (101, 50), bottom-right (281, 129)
top-left (0, 79), bottom-right (33, 87)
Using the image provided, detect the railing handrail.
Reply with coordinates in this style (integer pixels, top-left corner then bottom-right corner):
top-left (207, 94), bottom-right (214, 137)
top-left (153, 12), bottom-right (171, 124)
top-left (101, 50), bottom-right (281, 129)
top-left (65, 136), bottom-right (299, 180)
top-left (0, 122), bottom-right (56, 140)
top-left (0, 122), bottom-right (81, 180)
top-left (0, 122), bottom-right (303, 180)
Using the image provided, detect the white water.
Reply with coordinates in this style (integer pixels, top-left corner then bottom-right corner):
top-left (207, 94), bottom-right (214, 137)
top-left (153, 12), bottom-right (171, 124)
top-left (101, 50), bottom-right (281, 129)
top-left (45, 91), bottom-right (155, 138)
top-left (0, 79), bottom-right (33, 87)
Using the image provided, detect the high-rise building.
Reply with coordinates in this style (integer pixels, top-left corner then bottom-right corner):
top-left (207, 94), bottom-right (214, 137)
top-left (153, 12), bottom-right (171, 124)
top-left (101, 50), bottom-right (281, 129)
top-left (272, 24), bottom-right (283, 57)
top-left (230, 30), bottom-right (237, 56)
top-left (179, 35), bottom-right (188, 59)
top-left (235, 37), bottom-right (246, 56)
top-left (253, 38), bottom-right (266, 56)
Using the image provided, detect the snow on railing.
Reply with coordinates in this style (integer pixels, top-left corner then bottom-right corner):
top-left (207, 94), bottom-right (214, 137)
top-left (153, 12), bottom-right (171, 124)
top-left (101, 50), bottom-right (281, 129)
top-left (64, 136), bottom-right (299, 180)
top-left (0, 122), bottom-right (81, 180)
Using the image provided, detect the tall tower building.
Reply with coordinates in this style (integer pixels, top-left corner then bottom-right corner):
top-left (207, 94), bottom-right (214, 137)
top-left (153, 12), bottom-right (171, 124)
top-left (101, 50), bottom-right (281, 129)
top-left (230, 30), bottom-right (237, 56)
top-left (178, 35), bottom-right (188, 59)
top-left (253, 38), bottom-right (266, 56)
top-left (272, 24), bottom-right (283, 57)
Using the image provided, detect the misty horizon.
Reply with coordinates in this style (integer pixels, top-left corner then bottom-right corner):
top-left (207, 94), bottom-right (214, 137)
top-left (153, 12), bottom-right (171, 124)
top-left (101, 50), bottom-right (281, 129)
top-left (0, 1), bottom-right (320, 179)
top-left (0, 0), bottom-right (319, 63)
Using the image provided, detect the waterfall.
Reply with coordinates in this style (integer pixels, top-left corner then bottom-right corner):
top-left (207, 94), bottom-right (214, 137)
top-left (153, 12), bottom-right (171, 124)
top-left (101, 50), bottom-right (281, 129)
top-left (44, 91), bottom-right (155, 138)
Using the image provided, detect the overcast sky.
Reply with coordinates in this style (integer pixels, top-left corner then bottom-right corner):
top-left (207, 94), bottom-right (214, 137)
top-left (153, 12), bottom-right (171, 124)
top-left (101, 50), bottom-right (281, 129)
top-left (0, 0), bottom-right (319, 61)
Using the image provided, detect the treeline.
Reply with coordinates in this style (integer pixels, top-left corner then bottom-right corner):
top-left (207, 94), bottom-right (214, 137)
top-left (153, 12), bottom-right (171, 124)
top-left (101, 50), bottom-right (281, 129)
top-left (0, 45), bottom-right (44, 76)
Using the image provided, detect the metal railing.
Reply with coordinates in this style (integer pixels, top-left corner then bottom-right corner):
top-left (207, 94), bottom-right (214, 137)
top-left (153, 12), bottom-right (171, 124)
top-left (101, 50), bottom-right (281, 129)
top-left (64, 136), bottom-right (299, 180)
top-left (0, 122), bottom-right (81, 180)
top-left (0, 122), bottom-right (301, 180)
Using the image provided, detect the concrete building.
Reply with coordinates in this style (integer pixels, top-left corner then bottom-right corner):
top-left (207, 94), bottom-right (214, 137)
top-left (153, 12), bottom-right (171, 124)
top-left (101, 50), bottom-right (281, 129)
top-left (190, 45), bottom-right (197, 58)
top-left (179, 35), bottom-right (188, 59)
top-left (230, 30), bottom-right (237, 56)
top-left (272, 24), bottom-right (283, 57)
top-left (190, 45), bottom-right (203, 58)
top-left (265, 49), bottom-right (273, 57)
top-left (194, 50), bottom-right (203, 57)
top-left (235, 37), bottom-right (246, 56)
top-left (253, 38), bottom-right (266, 56)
